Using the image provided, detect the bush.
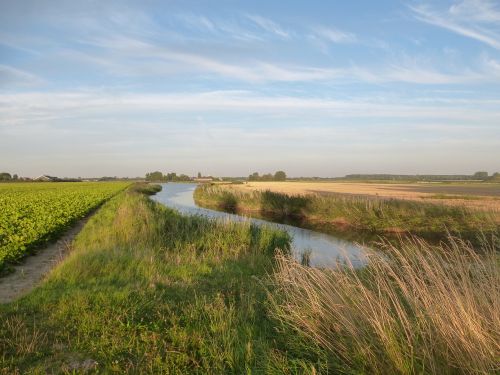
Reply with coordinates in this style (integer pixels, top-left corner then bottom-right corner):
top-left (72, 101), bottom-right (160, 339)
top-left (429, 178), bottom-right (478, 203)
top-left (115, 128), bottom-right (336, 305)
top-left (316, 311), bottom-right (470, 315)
top-left (260, 190), bottom-right (310, 217)
top-left (218, 191), bottom-right (238, 213)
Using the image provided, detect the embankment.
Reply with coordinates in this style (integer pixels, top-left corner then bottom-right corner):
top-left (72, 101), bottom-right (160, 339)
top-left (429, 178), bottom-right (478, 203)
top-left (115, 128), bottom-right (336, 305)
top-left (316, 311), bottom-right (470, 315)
top-left (194, 184), bottom-right (500, 245)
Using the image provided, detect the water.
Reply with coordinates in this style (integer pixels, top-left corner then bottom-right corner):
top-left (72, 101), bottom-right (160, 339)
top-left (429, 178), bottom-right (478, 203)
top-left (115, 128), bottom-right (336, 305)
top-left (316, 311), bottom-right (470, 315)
top-left (151, 183), bottom-right (368, 266)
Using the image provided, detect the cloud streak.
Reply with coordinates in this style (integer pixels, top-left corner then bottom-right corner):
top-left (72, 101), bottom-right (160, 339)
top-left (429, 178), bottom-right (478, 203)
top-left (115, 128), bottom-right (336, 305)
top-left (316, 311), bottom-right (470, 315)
top-left (245, 14), bottom-right (289, 38)
top-left (2, 90), bottom-right (500, 128)
top-left (0, 65), bottom-right (43, 87)
top-left (410, 1), bottom-right (500, 49)
top-left (312, 26), bottom-right (357, 44)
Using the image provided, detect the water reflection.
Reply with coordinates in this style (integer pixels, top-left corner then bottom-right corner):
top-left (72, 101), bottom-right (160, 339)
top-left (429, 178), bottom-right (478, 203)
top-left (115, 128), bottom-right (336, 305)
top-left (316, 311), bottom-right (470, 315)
top-left (151, 183), bottom-right (368, 267)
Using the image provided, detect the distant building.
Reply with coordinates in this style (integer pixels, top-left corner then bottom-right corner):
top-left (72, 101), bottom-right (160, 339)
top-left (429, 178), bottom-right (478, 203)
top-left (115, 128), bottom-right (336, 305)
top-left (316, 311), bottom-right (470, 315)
top-left (35, 175), bottom-right (59, 182)
top-left (193, 177), bottom-right (213, 182)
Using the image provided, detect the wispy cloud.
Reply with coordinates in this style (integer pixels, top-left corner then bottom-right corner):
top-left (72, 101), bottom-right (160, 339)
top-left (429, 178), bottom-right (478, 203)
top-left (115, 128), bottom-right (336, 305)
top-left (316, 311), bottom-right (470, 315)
top-left (2, 90), bottom-right (500, 128)
top-left (245, 14), bottom-right (289, 38)
top-left (449, 0), bottom-right (500, 23)
top-left (410, 1), bottom-right (500, 49)
top-left (312, 26), bottom-right (357, 44)
top-left (0, 65), bottom-right (43, 87)
top-left (176, 14), bottom-right (217, 33)
top-left (78, 33), bottom-right (497, 85)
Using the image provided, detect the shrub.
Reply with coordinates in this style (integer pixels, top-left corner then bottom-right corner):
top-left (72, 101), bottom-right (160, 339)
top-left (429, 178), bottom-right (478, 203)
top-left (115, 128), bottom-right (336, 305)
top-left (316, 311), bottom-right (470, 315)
top-left (260, 190), bottom-right (310, 217)
top-left (218, 191), bottom-right (238, 213)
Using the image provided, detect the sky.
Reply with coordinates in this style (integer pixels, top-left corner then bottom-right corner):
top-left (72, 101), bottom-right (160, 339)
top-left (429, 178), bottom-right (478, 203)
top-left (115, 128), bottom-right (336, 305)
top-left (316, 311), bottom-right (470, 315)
top-left (1, 0), bottom-right (499, 178)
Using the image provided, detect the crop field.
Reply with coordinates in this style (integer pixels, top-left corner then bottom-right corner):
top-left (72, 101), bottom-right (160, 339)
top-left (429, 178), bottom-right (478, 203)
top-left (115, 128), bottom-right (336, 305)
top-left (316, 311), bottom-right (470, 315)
top-left (227, 181), bottom-right (500, 211)
top-left (0, 182), bottom-right (130, 270)
top-left (195, 184), bottom-right (499, 244)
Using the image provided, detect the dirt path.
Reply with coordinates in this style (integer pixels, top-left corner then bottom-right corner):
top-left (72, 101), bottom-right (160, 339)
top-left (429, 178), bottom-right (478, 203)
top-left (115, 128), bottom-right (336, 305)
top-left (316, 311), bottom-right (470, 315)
top-left (0, 215), bottom-right (93, 304)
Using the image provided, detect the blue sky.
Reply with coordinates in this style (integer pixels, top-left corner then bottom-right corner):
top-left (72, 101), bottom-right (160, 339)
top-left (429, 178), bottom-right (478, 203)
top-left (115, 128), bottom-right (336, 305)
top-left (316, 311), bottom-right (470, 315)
top-left (1, 0), bottom-right (499, 177)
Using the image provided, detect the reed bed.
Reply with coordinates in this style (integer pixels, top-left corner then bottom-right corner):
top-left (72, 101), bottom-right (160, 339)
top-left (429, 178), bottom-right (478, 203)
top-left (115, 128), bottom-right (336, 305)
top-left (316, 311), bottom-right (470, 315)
top-left (195, 184), bottom-right (499, 243)
top-left (271, 236), bottom-right (500, 374)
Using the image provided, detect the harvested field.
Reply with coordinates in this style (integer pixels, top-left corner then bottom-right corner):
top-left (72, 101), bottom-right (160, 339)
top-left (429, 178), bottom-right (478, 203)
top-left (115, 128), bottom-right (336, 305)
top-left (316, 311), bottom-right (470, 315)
top-left (227, 181), bottom-right (500, 212)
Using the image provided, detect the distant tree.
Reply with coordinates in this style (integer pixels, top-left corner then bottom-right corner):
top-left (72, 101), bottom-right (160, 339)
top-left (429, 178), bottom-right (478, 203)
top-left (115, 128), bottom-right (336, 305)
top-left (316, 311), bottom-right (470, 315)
top-left (178, 174), bottom-right (192, 181)
top-left (489, 172), bottom-right (500, 181)
top-left (145, 171), bottom-right (164, 181)
top-left (197, 172), bottom-right (202, 178)
top-left (12, 174), bottom-right (18, 180)
top-left (274, 171), bottom-right (287, 181)
top-left (166, 172), bottom-right (177, 181)
top-left (473, 171), bottom-right (488, 180)
top-left (0, 172), bottom-right (12, 181)
top-left (261, 173), bottom-right (274, 181)
top-left (248, 172), bottom-right (260, 181)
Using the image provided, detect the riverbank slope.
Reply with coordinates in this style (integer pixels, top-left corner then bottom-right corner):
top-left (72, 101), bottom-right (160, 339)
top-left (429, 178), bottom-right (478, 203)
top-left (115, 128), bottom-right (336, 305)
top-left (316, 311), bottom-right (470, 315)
top-left (0, 184), bottom-right (327, 373)
top-left (194, 184), bottom-right (499, 244)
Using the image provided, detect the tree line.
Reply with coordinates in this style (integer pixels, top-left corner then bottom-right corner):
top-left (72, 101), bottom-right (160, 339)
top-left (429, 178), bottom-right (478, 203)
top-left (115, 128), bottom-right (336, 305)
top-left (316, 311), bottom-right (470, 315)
top-left (0, 172), bottom-right (18, 181)
top-left (248, 171), bottom-right (286, 181)
top-left (344, 171), bottom-right (498, 181)
top-left (145, 171), bottom-right (192, 182)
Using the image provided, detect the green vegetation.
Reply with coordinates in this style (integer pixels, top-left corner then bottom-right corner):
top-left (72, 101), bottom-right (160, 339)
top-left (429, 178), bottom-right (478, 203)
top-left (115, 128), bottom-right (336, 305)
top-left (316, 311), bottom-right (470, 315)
top-left (194, 185), bottom-right (499, 243)
top-left (489, 172), bottom-right (500, 182)
top-left (424, 194), bottom-right (486, 200)
top-left (0, 187), bottom-right (329, 373)
top-left (218, 190), bottom-right (239, 213)
top-left (133, 183), bottom-right (162, 195)
top-left (0, 182), bottom-right (130, 271)
top-left (1, 183), bottom-right (499, 374)
top-left (145, 171), bottom-right (192, 182)
top-left (0, 173), bottom-right (18, 181)
top-left (344, 171), bottom-right (498, 182)
top-left (248, 170), bottom-right (287, 181)
top-left (261, 191), bottom-right (310, 217)
top-left (273, 236), bottom-right (500, 374)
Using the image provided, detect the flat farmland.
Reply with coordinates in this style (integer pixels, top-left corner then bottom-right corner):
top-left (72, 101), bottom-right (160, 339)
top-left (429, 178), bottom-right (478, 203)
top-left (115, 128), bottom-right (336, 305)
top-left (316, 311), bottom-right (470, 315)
top-left (0, 182), bottom-right (130, 270)
top-left (228, 181), bottom-right (500, 211)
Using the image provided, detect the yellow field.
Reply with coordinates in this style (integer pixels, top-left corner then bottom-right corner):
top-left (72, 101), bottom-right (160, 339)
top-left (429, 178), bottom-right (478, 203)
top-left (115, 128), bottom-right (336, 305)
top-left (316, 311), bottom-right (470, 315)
top-left (227, 181), bottom-right (500, 211)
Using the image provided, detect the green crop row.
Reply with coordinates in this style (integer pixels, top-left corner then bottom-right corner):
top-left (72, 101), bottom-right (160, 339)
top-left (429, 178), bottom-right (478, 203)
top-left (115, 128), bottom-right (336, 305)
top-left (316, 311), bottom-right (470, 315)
top-left (0, 182), bottom-right (130, 270)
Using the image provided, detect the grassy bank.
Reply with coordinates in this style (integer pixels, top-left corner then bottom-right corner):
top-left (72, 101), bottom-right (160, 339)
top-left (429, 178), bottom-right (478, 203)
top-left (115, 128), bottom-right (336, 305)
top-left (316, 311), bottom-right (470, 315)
top-left (194, 184), bottom-right (499, 244)
top-left (0, 185), bottom-right (327, 373)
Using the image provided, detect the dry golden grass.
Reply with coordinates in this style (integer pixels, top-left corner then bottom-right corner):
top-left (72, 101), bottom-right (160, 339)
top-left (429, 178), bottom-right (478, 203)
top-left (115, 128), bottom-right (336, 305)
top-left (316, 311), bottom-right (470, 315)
top-left (229, 182), bottom-right (500, 212)
top-left (271, 236), bottom-right (500, 374)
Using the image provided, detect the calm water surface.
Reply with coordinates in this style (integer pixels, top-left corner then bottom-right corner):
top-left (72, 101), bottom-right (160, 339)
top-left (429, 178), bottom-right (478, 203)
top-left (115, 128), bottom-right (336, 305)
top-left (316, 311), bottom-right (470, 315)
top-left (151, 183), bottom-right (368, 266)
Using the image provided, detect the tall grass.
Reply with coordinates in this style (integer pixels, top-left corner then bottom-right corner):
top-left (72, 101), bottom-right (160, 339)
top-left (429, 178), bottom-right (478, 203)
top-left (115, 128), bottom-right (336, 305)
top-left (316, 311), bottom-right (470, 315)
top-left (271, 236), bottom-right (500, 374)
top-left (195, 184), bottom-right (499, 243)
top-left (261, 190), bottom-right (310, 217)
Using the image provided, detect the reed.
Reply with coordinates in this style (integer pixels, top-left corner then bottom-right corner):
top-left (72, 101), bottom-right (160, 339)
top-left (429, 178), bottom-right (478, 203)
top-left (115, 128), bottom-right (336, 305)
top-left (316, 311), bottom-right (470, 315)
top-left (271, 235), bottom-right (500, 374)
top-left (194, 184), bottom-right (499, 243)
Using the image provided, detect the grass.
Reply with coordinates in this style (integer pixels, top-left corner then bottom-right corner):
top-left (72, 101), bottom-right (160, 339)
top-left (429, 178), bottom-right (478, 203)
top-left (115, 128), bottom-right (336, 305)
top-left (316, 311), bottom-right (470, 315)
top-left (226, 181), bottom-right (500, 211)
top-left (194, 184), bottom-right (499, 244)
top-left (2, 183), bottom-right (499, 374)
top-left (0, 185), bottom-right (328, 374)
top-left (423, 194), bottom-right (498, 201)
top-left (133, 182), bottom-right (163, 195)
top-left (271, 235), bottom-right (500, 375)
